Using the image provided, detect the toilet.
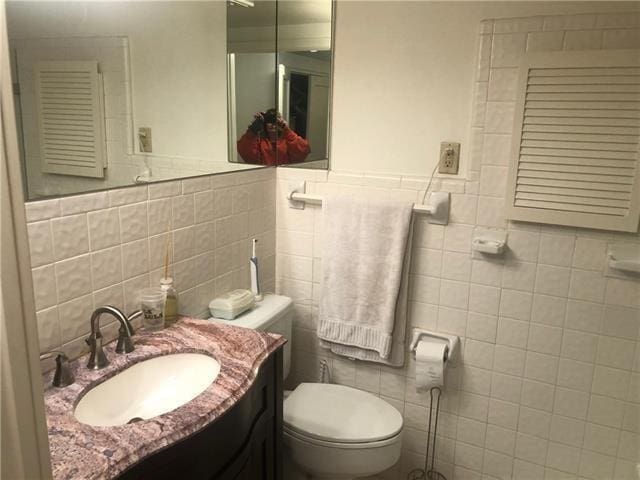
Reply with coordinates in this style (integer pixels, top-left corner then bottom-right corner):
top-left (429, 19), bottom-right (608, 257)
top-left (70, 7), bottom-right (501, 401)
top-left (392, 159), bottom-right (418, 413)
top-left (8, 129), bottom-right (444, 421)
top-left (210, 294), bottom-right (403, 479)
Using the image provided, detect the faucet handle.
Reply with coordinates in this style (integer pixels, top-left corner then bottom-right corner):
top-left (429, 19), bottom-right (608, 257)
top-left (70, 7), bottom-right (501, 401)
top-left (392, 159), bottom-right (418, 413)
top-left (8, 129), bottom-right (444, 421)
top-left (39, 351), bottom-right (75, 387)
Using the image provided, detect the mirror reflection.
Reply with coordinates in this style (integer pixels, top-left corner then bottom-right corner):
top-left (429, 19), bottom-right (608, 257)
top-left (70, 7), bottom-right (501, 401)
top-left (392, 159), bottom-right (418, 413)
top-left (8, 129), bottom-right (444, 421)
top-left (8, 0), bottom-right (332, 201)
top-left (8, 1), bottom-right (264, 201)
top-left (228, 0), bottom-right (332, 167)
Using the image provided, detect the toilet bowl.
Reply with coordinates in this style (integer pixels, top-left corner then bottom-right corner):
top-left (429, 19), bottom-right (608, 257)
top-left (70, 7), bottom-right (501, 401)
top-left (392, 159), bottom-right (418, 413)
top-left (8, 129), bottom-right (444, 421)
top-left (283, 382), bottom-right (403, 480)
top-left (210, 295), bottom-right (403, 479)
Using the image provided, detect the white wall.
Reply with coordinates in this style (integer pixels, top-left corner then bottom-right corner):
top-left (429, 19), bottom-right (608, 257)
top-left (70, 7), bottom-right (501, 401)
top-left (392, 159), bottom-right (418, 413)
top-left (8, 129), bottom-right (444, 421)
top-left (6, 1), bottom-right (228, 161)
top-left (277, 4), bottom-right (640, 479)
top-left (330, 1), bottom-right (640, 177)
top-left (233, 52), bottom-right (330, 140)
top-left (234, 53), bottom-right (277, 141)
top-left (279, 52), bottom-right (331, 160)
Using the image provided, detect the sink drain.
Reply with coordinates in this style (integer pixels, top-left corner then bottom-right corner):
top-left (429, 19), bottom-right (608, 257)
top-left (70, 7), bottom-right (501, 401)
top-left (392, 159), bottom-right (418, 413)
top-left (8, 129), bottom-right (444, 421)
top-left (127, 417), bottom-right (144, 424)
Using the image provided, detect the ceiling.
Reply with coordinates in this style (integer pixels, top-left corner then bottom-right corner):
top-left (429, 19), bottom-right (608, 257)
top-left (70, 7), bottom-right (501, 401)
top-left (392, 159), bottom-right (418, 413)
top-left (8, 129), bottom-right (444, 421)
top-left (227, 0), bottom-right (332, 28)
top-left (293, 50), bottom-right (332, 61)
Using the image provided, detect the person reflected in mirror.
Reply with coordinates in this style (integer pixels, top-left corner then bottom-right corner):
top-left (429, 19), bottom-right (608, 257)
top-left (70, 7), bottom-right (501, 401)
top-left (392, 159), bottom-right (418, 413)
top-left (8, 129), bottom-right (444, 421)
top-left (237, 108), bottom-right (310, 166)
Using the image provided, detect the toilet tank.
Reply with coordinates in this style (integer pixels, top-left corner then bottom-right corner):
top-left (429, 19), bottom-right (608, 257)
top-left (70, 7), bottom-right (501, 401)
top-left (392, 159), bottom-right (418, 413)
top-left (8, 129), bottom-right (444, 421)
top-left (209, 294), bottom-right (293, 379)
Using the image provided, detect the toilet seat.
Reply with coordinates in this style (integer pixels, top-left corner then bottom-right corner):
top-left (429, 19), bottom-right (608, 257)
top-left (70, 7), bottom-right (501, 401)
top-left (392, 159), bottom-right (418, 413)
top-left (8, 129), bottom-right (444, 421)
top-left (283, 383), bottom-right (403, 445)
top-left (284, 424), bottom-right (402, 449)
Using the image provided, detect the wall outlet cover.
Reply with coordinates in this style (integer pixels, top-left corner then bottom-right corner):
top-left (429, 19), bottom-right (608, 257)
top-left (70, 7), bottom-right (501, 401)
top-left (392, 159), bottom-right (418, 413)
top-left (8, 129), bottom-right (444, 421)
top-left (438, 141), bottom-right (460, 174)
top-left (138, 127), bottom-right (152, 153)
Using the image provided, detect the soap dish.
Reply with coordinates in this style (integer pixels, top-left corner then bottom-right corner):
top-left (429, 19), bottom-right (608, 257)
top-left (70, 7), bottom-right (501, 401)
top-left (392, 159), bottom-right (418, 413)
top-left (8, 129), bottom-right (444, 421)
top-left (472, 228), bottom-right (507, 257)
top-left (209, 289), bottom-right (255, 320)
top-left (472, 238), bottom-right (506, 255)
top-left (606, 243), bottom-right (640, 277)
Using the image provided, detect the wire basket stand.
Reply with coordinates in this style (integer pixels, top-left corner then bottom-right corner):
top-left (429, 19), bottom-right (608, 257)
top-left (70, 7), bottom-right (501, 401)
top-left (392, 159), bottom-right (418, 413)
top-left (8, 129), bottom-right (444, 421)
top-left (407, 386), bottom-right (446, 480)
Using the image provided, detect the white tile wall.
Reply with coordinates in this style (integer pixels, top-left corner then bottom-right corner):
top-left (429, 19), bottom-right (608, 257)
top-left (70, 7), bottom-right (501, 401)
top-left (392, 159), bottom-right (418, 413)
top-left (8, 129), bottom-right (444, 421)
top-left (27, 168), bottom-right (276, 362)
top-left (276, 12), bottom-right (640, 480)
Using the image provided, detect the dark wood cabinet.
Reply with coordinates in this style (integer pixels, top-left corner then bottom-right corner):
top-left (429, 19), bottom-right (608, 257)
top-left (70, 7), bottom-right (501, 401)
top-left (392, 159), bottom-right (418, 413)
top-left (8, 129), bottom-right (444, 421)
top-left (118, 348), bottom-right (283, 480)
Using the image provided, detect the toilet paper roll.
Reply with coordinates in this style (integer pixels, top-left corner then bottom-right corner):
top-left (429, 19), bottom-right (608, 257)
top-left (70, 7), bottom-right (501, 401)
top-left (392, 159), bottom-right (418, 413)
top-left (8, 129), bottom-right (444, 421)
top-left (415, 341), bottom-right (447, 391)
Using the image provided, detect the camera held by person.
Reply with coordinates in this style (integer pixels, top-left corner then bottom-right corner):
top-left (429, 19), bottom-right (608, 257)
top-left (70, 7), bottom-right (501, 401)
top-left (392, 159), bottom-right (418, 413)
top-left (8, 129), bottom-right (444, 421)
top-left (237, 108), bottom-right (310, 165)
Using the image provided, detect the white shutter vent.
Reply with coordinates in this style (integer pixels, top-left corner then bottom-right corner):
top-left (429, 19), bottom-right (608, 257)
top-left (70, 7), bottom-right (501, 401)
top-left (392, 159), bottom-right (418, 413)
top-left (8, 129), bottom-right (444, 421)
top-left (35, 61), bottom-right (107, 178)
top-left (506, 50), bottom-right (640, 232)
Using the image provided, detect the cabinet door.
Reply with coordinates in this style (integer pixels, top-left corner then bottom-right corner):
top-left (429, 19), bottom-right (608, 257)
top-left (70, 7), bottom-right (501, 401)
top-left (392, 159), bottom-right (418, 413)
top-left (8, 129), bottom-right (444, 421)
top-left (229, 418), bottom-right (274, 480)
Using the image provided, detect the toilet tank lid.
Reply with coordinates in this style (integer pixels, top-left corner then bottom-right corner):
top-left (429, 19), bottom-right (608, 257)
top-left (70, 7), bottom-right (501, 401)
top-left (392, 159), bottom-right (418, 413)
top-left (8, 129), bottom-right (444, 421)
top-left (284, 383), bottom-right (403, 443)
top-left (210, 294), bottom-right (292, 330)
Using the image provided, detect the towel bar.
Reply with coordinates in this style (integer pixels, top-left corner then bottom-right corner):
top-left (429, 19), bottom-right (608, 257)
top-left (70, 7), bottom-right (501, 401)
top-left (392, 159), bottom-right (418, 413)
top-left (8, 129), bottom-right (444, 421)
top-left (286, 182), bottom-right (450, 225)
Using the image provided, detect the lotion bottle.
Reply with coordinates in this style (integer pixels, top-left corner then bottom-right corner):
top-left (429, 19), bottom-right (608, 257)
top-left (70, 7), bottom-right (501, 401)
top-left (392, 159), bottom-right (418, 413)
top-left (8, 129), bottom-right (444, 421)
top-left (160, 277), bottom-right (179, 326)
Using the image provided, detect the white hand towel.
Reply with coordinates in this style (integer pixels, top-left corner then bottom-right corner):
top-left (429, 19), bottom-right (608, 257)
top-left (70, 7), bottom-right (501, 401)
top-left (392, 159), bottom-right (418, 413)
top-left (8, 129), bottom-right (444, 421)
top-left (317, 193), bottom-right (414, 367)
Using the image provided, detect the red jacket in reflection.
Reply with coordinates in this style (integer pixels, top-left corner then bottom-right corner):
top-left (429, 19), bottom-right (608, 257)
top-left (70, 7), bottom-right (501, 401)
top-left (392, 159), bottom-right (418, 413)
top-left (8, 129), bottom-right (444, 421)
top-left (237, 128), bottom-right (310, 166)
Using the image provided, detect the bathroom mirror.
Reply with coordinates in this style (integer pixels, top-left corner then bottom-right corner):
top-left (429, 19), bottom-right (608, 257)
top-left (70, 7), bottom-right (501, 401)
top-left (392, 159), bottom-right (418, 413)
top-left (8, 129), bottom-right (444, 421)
top-left (8, 0), bottom-right (331, 201)
top-left (228, 0), bottom-right (332, 168)
top-left (7, 1), bottom-right (272, 201)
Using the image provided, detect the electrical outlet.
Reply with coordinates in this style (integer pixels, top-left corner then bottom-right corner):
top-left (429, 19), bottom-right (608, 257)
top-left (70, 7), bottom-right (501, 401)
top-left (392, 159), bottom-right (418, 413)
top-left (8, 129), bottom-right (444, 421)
top-left (138, 127), bottom-right (152, 153)
top-left (438, 142), bottom-right (460, 174)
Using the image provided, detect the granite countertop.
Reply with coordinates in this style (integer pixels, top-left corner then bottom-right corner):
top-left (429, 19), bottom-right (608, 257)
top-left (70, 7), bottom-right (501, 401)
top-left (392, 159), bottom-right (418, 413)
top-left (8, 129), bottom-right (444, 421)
top-left (43, 316), bottom-right (285, 480)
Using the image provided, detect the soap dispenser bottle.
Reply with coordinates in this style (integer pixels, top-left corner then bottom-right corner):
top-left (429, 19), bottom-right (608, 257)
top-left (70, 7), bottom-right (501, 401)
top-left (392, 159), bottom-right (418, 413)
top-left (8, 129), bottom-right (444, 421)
top-left (250, 238), bottom-right (263, 302)
top-left (160, 277), bottom-right (179, 326)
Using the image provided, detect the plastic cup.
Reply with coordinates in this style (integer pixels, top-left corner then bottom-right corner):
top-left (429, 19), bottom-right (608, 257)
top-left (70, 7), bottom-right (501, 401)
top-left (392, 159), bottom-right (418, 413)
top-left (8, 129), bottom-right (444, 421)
top-left (139, 288), bottom-right (165, 331)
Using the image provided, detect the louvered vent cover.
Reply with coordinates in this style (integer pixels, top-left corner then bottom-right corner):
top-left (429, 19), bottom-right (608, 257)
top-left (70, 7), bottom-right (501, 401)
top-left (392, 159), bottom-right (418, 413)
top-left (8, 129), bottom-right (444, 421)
top-left (506, 50), bottom-right (640, 232)
top-left (35, 61), bottom-right (106, 178)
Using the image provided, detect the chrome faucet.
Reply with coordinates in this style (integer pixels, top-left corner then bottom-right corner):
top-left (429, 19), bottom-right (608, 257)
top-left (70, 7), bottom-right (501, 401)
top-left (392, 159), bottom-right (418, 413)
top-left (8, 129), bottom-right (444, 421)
top-left (40, 351), bottom-right (74, 387)
top-left (86, 306), bottom-right (139, 370)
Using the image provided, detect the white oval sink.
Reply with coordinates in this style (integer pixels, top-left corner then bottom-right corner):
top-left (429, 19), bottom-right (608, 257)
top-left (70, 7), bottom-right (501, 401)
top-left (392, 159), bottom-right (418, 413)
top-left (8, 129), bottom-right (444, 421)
top-left (74, 353), bottom-right (220, 427)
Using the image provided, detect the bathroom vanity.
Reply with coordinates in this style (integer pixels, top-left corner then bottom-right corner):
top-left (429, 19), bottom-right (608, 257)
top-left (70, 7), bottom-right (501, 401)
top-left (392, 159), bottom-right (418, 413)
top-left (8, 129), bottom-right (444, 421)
top-left (118, 349), bottom-right (283, 480)
top-left (43, 318), bottom-right (285, 480)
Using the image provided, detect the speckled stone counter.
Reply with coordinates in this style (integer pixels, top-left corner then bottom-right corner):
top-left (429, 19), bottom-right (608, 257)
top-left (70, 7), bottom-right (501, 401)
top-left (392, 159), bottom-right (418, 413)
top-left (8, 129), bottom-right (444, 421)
top-left (43, 316), bottom-right (285, 480)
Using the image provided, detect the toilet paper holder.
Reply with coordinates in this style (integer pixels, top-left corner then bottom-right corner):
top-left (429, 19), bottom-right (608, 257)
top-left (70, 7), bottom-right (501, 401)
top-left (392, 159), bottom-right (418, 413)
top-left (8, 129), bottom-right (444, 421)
top-left (409, 329), bottom-right (460, 367)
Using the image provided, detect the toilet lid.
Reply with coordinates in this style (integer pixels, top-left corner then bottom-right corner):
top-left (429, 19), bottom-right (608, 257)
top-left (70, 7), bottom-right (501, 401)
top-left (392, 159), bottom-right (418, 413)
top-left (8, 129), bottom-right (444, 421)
top-left (283, 383), bottom-right (403, 444)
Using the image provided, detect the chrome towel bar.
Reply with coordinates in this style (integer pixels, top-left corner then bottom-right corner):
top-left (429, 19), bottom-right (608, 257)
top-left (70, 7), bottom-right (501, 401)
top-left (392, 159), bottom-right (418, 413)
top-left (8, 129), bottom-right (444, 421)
top-left (286, 181), bottom-right (450, 225)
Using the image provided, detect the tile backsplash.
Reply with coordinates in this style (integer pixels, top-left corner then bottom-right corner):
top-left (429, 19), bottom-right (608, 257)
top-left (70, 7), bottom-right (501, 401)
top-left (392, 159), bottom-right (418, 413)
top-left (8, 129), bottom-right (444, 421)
top-left (26, 167), bottom-right (275, 360)
top-left (276, 12), bottom-right (640, 480)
